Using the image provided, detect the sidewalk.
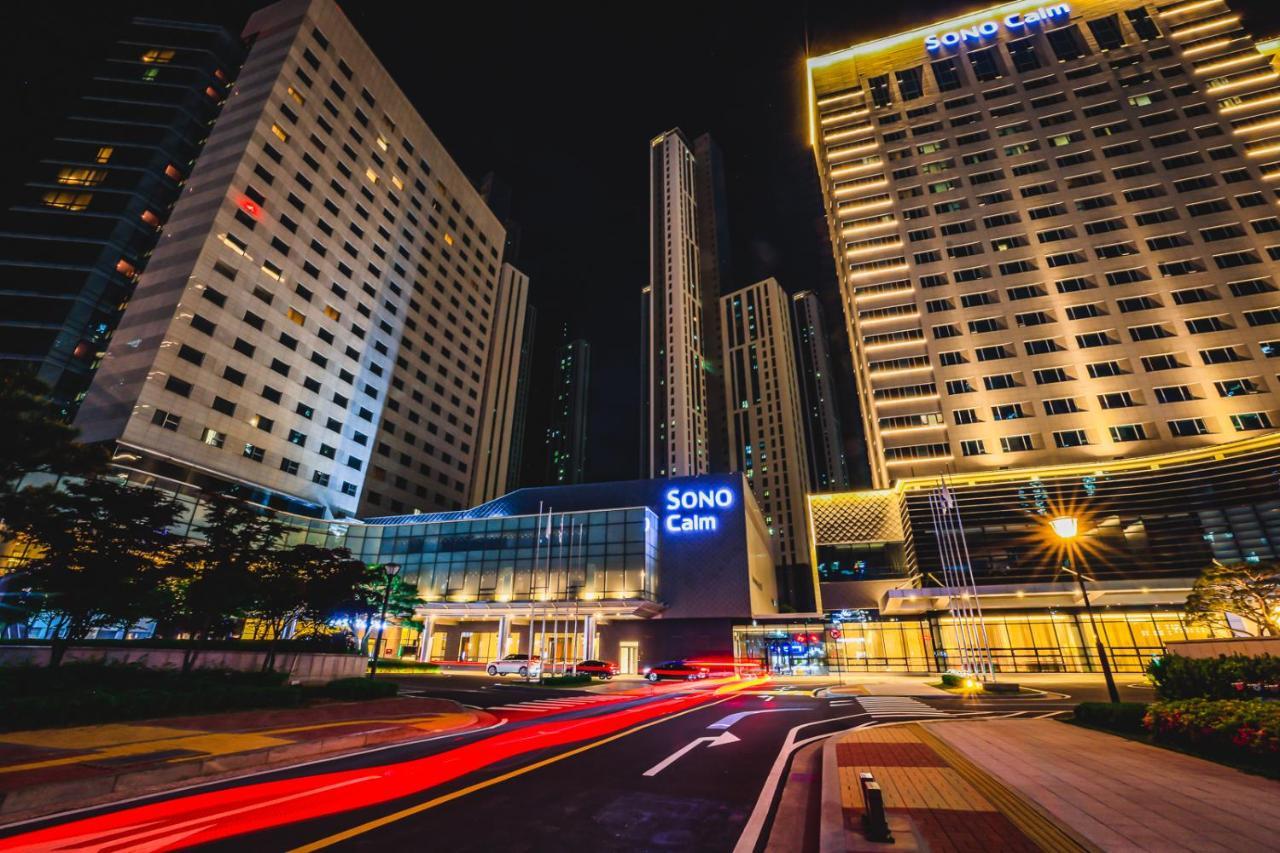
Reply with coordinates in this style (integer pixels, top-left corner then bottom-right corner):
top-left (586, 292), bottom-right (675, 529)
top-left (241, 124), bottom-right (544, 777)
top-left (824, 718), bottom-right (1280, 852)
top-left (0, 696), bottom-right (494, 823)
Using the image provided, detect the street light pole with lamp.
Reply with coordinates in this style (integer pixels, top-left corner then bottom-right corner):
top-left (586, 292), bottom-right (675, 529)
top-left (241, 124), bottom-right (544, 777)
top-left (1049, 516), bottom-right (1121, 704)
top-left (368, 562), bottom-right (401, 679)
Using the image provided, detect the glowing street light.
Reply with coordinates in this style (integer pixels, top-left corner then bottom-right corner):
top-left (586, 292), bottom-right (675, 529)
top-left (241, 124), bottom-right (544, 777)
top-left (1049, 517), bottom-right (1120, 704)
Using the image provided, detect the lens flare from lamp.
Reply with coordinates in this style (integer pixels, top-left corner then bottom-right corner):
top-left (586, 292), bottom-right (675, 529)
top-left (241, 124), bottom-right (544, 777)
top-left (1049, 516), bottom-right (1078, 540)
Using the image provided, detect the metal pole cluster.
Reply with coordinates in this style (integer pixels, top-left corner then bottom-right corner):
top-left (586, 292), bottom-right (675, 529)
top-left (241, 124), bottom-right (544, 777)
top-left (927, 480), bottom-right (996, 684)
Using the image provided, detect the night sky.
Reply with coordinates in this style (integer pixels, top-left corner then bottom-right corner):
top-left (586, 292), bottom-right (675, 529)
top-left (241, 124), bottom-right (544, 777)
top-left (6, 1), bottom-right (1280, 487)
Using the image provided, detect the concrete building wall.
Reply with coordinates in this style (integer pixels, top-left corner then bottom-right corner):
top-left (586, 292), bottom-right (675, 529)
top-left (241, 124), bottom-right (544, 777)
top-left (470, 263), bottom-right (529, 505)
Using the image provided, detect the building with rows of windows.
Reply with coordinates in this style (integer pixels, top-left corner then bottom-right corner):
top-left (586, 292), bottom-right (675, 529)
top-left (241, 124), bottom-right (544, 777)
top-left (75, 0), bottom-right (527, 520)
top-left (808, 0), bottom-right (1280, 488)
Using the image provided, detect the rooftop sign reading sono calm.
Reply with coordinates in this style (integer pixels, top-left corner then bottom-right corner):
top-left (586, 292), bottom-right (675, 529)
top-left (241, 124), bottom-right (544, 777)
top-left (925, 4), bottom-right (1070, 52)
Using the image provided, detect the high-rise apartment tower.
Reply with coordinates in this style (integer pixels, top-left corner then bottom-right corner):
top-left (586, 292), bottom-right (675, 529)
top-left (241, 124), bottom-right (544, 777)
top-left (791, 290), bottom-right (850, 491)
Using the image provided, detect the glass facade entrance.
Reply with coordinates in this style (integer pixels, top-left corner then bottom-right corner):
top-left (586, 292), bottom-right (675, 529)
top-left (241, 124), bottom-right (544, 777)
top-left (734, 609), bottom-right (1232, 675)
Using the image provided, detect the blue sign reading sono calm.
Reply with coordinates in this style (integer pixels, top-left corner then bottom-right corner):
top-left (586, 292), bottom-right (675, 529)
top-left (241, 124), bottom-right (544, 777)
top-left (925, 3), bottom-right (1069, 52)
top-left (664, 487), bottom-right (734, 533)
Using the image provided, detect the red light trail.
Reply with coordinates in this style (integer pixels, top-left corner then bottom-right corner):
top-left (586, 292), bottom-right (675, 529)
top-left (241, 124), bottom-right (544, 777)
top-left (1, 677), bottom-right (767, 852)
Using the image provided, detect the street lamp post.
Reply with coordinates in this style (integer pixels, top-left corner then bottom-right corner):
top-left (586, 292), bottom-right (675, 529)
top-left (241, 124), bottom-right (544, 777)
top-left (368, 562), bottom-right (401, 679)
top-left (1049, 517), bottom-right (1120, 704)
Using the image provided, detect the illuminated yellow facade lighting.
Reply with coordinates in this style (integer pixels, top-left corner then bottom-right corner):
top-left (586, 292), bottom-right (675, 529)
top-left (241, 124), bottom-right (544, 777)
top-left (820, 108), bottom-right (869, 126)
top-left (1206, 71), bottom-right (1278, 94)
top-left (879, 423), bottom-right (946, 437)
top-left (817, 91), bottom-right (860, 107)
top-left (1233, 116), bottom-right (1280, 135)
top-left (846, 240), bottom-right (902, 258)
top-left (849, 265), bottom-right (910, 281)
top-left (886, 455), bottom-right (954, 466)
top-left (843, 221), bottom-right (898, 237)
top-left (1246, 141), bottom-right (1280, 157)
top-left (859, 308), bottom-right (917, 324)
top-left (1195, 53), bottom-right (1263, 75)
top-left (875, 394), bottom-right (940, 406)
top-left (865, 339), bottom-right (924, 352)
top-left (835, 180), bottom-right (889, 199)
top-left (855, 288), bottom-right (913, 302)
top-left (839, 198), bottom-right (893, 215)
top-left (1171, 15), bottom-right (1240, 40)
top-left (1222, 92), bottom-right (1280, 113)
top-left (824, 126), bottom-right (873, 144)
top-left (869, 365), bottom-right (932, 378)
top-left (1182, 37), bottom-right (1231, 57)
top-left (1159, 0), bottom-right (1222, 16)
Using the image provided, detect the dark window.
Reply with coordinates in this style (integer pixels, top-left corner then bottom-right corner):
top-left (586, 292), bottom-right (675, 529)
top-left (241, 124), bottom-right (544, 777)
top-left (1007, 36), bottom-right (1042, 72)
top-left (1087, 15), bottom-right (1125, 50)
top-left (1047, 25), bottom-right (1087, 62)
top-left (895, 67), bottom-right (924, 100)
top-left (1126, 7), bottom-right (1160, 40)
top-left (968, 47), bottom-right (1004, 82)
top-left (930, 58), bottom-right (963, 92)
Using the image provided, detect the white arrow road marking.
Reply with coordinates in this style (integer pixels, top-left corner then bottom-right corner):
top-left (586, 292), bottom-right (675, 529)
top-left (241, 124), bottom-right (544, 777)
top-left (829, 700), bottom-right (856, 706)
top-left (707, 709), bottom-right (805, 730)
top-left (642, 731), bottom-right (740, 777)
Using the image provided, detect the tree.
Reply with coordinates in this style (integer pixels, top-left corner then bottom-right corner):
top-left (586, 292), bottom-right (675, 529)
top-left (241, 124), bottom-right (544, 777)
top-left (10, 478), bottom-right (183, 665)
top-left (332, 565), bottom-right (423, 657)
top-left (247, 544), bottom-right (366, 671)
top-left (1185, 560), bottom-right (1280, 637)
top-left (168, 491), bottom-right (288, 672)
top-left (0, 373), bottom-right (103, 505)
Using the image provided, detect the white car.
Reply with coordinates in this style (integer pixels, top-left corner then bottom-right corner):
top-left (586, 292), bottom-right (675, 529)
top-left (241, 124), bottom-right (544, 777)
top-left (487, 654), bottom-right (541, 677)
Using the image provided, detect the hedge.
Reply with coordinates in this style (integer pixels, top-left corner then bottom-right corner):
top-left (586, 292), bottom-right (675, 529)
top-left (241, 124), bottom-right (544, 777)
top-left (0, 636), bottom-right (358, 653)
top-left (541, 673), bottom-right (594, 687)
top-left (320, 677), bottom-right (399, 701)
top-left (1147, 653), bottom-right (1280, 700)
top-left (1073, 701), bottom-right (1149, 734)
top-left (1146, 699), bottom-right (1280, 760)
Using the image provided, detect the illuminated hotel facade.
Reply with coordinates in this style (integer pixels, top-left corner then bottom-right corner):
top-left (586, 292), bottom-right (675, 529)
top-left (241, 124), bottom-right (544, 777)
top-left (807, 0), bottom-right (1280, 489)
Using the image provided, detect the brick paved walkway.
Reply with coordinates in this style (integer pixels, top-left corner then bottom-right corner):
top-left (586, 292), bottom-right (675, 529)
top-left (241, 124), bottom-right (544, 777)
top-left (832, 723), bottom-right (1081, 851)
top-left (926, 719), bottom-right (1280, 852)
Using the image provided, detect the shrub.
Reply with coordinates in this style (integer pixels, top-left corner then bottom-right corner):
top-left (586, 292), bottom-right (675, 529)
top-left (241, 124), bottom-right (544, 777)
top-left (940, 672), bottom-right (965, 688)
top-left (1147, 653), bottom-right (1280, 700)
top-left (322, 677), bottom-right (399, 701)
top-left (1145, 698), bottom-right (1280, 760)
top-left (1073, 701), bottom-right (1149, 733)
top-left (541, 673), bottom-right (593, 687)
top-left (368, 659), bottom-right (440, 673)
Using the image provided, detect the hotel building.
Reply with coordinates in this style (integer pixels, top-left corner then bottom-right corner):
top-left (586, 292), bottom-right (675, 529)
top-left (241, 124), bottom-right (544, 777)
top-left (75, 0), bottom-right (525, 519)
top-left (791, 290), bottom-right (851, 491)
top-left (0, 19), bottom-right (243, 417)
top-left (807, 0), bottom-right (1280, 488)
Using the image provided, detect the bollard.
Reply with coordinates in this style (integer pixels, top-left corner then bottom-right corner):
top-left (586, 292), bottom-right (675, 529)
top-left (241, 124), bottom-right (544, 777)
top-left (859, 771), bottom-right (894, 843)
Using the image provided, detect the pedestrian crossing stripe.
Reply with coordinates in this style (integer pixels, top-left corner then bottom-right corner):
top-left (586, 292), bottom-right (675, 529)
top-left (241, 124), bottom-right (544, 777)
top-left (490, 695), bottom-right (620, 713)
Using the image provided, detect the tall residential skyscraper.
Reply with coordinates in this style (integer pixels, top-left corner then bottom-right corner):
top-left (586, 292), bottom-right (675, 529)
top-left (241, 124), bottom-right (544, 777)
top-left (644, 129), bottom-right (709, 478)
top-left (469, 263), bottom-right (530, 505)
top-left (791, 290), bottom-right (850, 491)
top-left (76, 0), bottom-right (521, 519)
top-left (545, 336), bottom-right (590, 484)
top-left (506, 303), bottom-right (536, 491)
top-left (808, 0), bottom-right (1280, 488)
top-left (722, 278), bottom-right (813, 570)
top-left (0, 19), bottom-right (244, 418)
top-left (693, 133), bottom-right (733, 474)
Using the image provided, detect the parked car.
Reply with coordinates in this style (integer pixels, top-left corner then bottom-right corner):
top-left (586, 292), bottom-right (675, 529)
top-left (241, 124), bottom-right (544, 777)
top-left (574, 660), bottom-right (618, 679)
top-left (642, 660), bottom-right (702, 682)
top-left (487, 654), bottom-right (541, 677)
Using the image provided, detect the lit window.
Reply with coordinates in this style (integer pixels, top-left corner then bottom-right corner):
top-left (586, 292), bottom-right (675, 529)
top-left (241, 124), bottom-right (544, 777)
top-left (140, 210), bottom-right (161, 227)
top-left (376, 135), bottom-right (389, 151)
top-left (444, 233), bottom-right (455, 246)
top-left (164, 164), bottom-right (183, 181)
top-left (261, 260), bottom-right (283, 281)
top-left (271, 124), bottom-right (289, 143)
top-left (287, 85), bottom-right (305, 106)
top-left (391, 175), bottom-right (404, 191)
top-left (287, 307), bottom-right (306, 325)
top-left (95, 147), bottom-right (113, 164)
top-left (201, 428), bottom-right (226, 448)
top-left (42, 191), bottom-right (91, 211)
top-left (365, 167), bottom-right (379, 184)
top-left (140, 48), bottom-right (175, 64)
top-left (56, 167), bottom-right (107, 187)
top-left (323, 304), bottom-right (341, 321)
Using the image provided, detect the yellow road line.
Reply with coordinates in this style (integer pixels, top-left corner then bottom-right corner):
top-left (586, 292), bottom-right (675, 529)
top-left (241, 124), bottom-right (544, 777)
top-left (289, 697), bottom-right (732, 852)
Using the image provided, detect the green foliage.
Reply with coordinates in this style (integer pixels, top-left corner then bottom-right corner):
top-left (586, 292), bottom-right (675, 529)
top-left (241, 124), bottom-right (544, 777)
top-left (940, 672), bottom-right (965, 688)
top-left (333, 567), bottom-right (424, 655)
top-left (1147, 653), bottom-right (1280, 700)
top-left (1145, 699), bottom-right (1280, 760)
top-left (540, 673), bottom-right (593, 687)
top-left (0, 372), bottom-right (103, 500)
top-left (1185, 561), bottom-right (1279, 636)
top-left (320, 677), bottom-right (399, 700)
top-left (0, 664), bottom-right (302, 732)
top-left (368, 659), bottom-right (440, 673)
top-left (1073, 702), bottom-right (1150, 733)
top-left (7, 478), bottom-right (183, 663)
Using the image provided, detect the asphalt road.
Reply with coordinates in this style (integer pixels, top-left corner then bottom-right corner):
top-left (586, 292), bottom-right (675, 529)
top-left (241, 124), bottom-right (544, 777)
top-left (0, 672), bottom-right (1147, 852)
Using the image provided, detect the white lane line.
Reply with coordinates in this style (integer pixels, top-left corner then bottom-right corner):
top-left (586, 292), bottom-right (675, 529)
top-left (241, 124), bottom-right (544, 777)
top-left (707, 709), bottom-right (805, 730)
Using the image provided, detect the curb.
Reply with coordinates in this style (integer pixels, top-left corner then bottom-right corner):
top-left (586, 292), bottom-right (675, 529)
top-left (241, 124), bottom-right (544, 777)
top-left (818, 734), bottom-right (846, 853)
top-left (0, 709), bottom-right (497, 826)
